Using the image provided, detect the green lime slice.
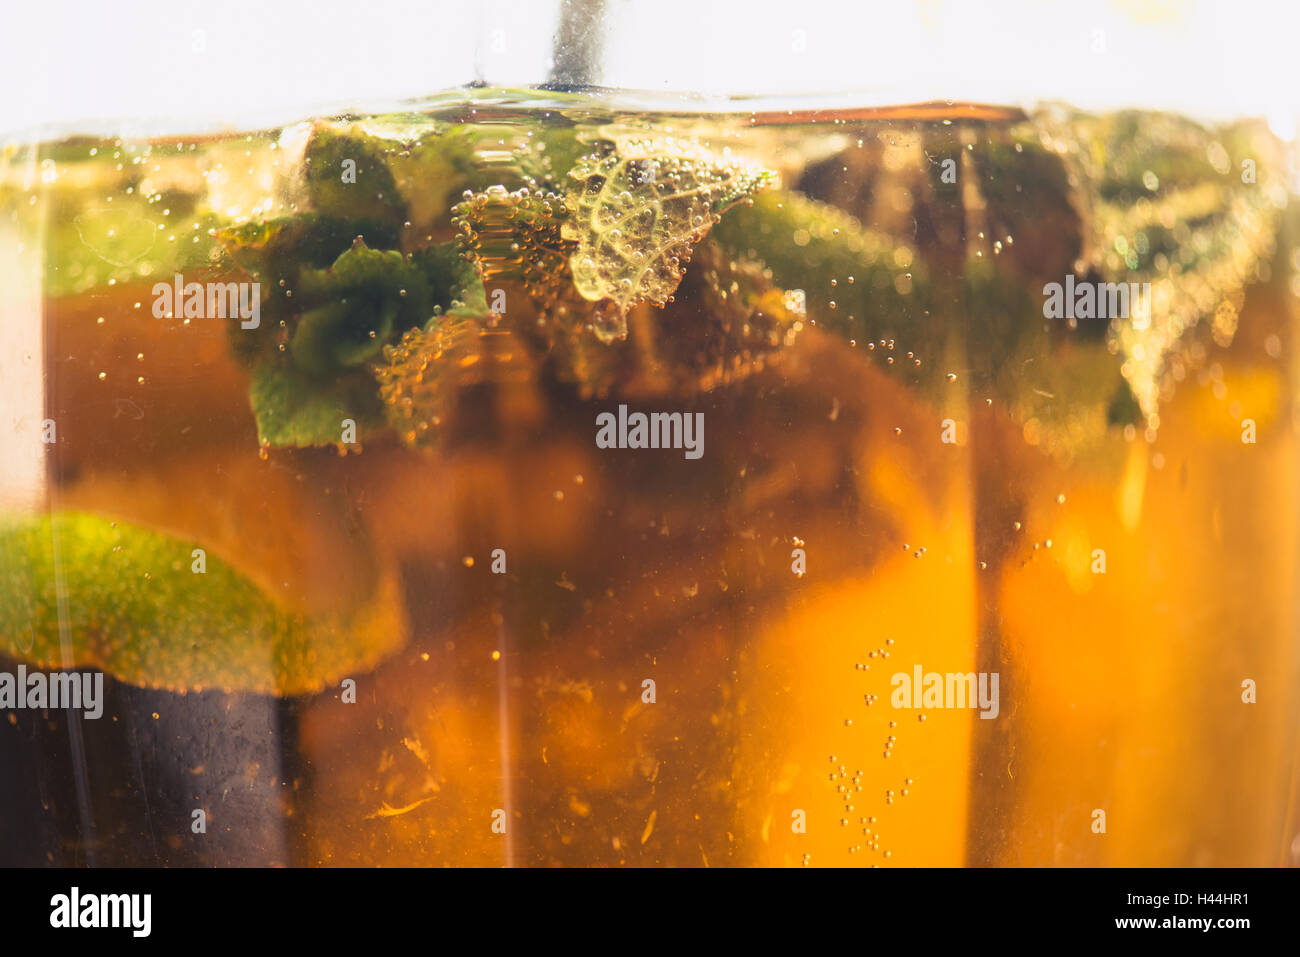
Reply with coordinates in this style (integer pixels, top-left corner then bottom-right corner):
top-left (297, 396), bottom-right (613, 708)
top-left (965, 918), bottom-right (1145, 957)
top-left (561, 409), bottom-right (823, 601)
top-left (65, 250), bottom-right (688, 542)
top-left (0, 512), bottom-right (407, 696)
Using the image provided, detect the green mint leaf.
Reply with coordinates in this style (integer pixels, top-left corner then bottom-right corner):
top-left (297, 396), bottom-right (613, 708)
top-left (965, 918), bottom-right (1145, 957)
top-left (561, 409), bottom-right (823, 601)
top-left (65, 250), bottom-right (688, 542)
top-left (247, 358), bottom-right (385, 449)
top-left (226, 235), bottom-right (486, 448)
top-left (712, 188), bottom-right (930, 348)
top-left (382, 124), bottom-right (478, 233)
top-left (410, 242), bottom-right (488, 315)
top-left (291, 241), bottom-right (431, 375)
top-left (561, 137), bottom-right (776, 342)
top-left (302, 125), bottom-right (407, 230)
top-left (216, 214), bottom-right (403, 367)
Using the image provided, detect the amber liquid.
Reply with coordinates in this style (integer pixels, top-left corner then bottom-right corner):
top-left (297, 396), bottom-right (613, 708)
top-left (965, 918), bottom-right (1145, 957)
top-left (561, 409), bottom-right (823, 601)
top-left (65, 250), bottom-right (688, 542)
top-left (1, 99), bottom-right (1298, 866)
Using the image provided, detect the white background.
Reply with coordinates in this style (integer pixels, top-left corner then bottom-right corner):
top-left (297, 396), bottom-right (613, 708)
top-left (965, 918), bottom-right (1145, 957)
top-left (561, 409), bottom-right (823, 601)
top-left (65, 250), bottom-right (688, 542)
top-left (0, 0), bottom-right (1297, 138)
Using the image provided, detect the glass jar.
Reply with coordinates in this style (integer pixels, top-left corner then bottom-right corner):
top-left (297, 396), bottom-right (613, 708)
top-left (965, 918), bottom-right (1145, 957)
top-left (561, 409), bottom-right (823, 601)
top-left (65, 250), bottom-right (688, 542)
top-left (1, 0), bottom-right (1298, 867)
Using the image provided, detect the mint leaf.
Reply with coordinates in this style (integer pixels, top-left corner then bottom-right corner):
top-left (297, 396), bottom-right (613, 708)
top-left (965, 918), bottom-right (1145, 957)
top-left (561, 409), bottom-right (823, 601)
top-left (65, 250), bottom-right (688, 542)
top-left (561, 137), bottom-right (776, 342)
top-left (383, 124), bottom-right (478, 232)
top-left (291, 241), bottom-right (431, 375)
top-left (411, 242), bottom-right (488, 315)
top-left (216, 215), bottom-right (402, 367)
top-left (285, 239), bottom-right (485, 376)
top-left (247, 359), bottom-right (385, 449)
top-left (302, 125), bottom-right (406, 230)
top-left (224, 236), bottom-right (486, 448)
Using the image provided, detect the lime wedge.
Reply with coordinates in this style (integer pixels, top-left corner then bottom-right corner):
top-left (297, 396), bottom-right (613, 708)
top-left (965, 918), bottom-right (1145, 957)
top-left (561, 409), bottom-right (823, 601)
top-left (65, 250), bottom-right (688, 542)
top-left (0, 512), bottom-right (407, 696)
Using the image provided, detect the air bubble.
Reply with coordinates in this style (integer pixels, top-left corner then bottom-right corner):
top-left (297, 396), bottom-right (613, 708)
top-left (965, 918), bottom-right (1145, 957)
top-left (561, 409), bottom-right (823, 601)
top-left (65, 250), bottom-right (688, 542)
top-left (591, 300), bottom-right (628, 344)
